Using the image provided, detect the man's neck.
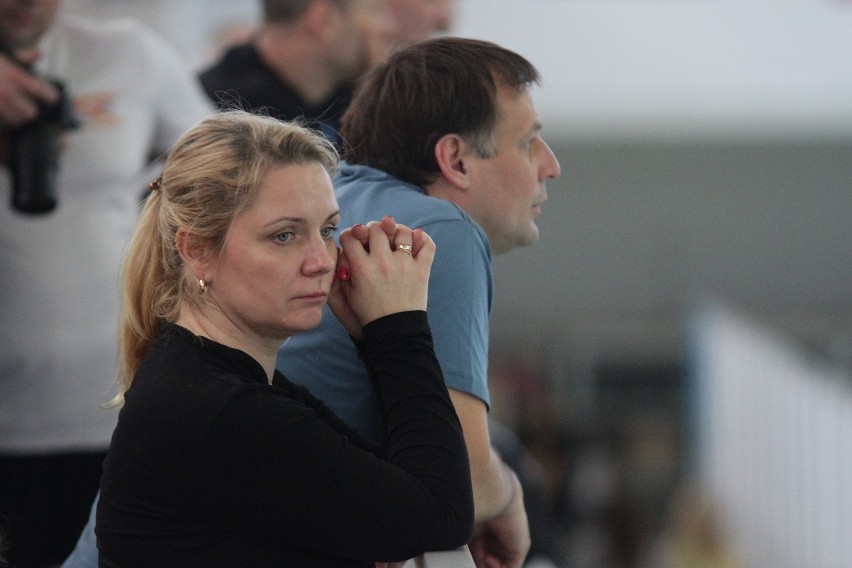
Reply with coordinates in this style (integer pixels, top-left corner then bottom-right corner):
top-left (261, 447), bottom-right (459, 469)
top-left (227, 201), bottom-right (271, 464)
top-left (426, 176), bottom-right (504, 254)
top-left (424, 177), bottom-right (466, 210)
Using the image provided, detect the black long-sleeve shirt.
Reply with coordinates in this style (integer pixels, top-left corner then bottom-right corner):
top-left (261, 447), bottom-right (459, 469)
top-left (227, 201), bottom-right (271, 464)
top-left (97, 312), bottom-right (473, 567)
top-left (198, 42), bottom-right (351, 146)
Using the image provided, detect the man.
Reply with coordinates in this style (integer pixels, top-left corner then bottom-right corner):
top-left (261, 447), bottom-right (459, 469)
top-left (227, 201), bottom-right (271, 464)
top-left (199, 0), bottom-right (397, 145)
top-left (369, 0), bottom-right (456, 65)
top-left (0, 0), bottom-right (214, 565)
top-left (388, 0), bottom-right (453, 42)
top-left (278, 37), bottom-right (561, 567)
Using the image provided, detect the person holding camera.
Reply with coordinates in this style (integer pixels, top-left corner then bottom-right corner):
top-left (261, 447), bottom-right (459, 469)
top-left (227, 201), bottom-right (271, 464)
top-left (0, 1), bottom-right (214, 566)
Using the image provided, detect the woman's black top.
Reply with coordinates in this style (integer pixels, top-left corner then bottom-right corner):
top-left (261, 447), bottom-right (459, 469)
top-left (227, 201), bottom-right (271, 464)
top-left (97, 312), bottom-right (473, 567)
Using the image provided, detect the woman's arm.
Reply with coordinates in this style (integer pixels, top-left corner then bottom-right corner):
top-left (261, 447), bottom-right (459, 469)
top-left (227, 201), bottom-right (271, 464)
top-left (209, 311), bottom-right (473, 563)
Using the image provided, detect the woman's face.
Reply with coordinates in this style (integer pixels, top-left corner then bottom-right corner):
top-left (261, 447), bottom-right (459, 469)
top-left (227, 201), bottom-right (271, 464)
top-left (206, 162), bottom-right (340, 343)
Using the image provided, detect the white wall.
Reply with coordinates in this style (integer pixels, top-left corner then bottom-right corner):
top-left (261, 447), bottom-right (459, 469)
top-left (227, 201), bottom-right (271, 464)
top-left (454, 0), bottom-right (852, 142)
top-left (66, 0), bottom-right (852, 141)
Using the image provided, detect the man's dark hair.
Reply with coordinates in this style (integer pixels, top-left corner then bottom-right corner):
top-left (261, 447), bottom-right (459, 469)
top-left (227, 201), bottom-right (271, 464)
top-left (340, 37), bottom-right (540, 187)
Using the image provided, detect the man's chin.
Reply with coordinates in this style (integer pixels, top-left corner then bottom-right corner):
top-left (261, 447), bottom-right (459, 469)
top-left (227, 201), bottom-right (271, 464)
top-left (522, 225), bottom-right (541, 247)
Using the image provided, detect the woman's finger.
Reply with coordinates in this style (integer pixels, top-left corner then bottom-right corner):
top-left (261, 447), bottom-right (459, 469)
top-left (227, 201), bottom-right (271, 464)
top-left (349, 223), bottom-right (369, 247)
top-left (378, 215), bottom-right (397, 239)
top-left (335, 247), bottom-right (351, 281)
top-left (366, 220), bottom-right (396, 256)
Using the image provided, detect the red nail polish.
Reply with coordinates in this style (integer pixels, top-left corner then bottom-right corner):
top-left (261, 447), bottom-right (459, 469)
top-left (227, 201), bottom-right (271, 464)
top-left (337, 266), bottom-right (350, 281)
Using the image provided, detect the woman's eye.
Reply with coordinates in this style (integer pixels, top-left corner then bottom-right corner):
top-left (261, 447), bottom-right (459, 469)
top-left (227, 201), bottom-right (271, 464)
top-left (274, 232), bottom-right (294, 243)
top-left (321, 226), bottom-right (338, 239)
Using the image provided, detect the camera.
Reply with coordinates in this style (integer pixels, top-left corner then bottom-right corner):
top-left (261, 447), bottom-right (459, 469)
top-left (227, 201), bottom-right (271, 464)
top-left (7, 76), bottom-right (80, 215)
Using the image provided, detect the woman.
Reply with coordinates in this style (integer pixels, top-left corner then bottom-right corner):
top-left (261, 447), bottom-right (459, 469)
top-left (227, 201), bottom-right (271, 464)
top-left (95, 111), bottom-right (473, 566)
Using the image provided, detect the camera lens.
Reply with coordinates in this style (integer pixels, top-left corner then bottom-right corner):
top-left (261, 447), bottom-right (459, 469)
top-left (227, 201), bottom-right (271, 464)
top-left (9, 118), bottom-right (62, 213)
top-left (8, 80), bottom-right (79, 215)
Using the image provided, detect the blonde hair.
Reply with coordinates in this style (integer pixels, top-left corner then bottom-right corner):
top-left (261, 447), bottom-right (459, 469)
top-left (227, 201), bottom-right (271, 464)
top-left (111, 111), bottom-right (338, 406)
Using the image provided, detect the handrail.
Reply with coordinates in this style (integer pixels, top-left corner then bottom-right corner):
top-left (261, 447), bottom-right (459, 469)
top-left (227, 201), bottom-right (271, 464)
top-left (401, 546), bottom-right (476, 567)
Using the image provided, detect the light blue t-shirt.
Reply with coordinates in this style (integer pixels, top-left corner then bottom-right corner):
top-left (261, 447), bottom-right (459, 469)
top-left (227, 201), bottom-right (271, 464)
top-left (62, 494), bottom-right (98, 568)
top-left (278, 163), bottom-right (493, 442)
top-left (62, 163), bottom-right (493, 566)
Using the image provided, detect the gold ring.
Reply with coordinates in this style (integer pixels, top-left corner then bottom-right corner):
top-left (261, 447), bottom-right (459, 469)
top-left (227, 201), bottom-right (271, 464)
top-left (394, 244), bottom-right (413, 256)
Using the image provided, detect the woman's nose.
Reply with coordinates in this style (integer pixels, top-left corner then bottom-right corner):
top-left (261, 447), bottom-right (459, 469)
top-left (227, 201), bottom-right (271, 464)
top-left (303, 238), bottom-right (336, 275)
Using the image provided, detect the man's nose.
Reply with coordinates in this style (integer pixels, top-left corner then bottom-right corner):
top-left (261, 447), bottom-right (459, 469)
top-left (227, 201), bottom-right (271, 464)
top-left (540, 140), bottom-right (561, 180)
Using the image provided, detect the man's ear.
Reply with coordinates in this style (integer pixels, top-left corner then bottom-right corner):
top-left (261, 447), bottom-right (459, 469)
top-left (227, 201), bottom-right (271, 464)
top-left (175, 227), bottom-right (211, 280)
top-left (434, 133), bottom-right (471, 190)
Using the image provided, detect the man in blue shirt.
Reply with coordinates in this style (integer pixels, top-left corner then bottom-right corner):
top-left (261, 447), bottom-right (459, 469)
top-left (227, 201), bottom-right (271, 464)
top-left (280, 37), bottom-right (561, 567)
top-left (65, 35), bottom-right (561, 568)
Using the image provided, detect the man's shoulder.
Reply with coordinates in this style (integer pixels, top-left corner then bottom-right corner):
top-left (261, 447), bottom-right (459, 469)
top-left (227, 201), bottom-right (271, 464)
top-left (199, 44), bottom-right (262, 91)
top-left (199, 43), bottom-right (257, 78)
top-left (199, 44), bottom-right (306, 115)
top-left (335, 164), bottom-right (481, 233)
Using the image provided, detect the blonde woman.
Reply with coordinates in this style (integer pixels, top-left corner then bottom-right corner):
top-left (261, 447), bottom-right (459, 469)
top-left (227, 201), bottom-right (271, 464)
top-left (96, 111), bottom-right (473, 566)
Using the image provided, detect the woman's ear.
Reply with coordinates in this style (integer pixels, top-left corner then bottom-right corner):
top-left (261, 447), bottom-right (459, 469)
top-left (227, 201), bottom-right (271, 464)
top-left (434, 133), bottom-right (471, 190)
top-left (175, 227), bottom-right (211, 280)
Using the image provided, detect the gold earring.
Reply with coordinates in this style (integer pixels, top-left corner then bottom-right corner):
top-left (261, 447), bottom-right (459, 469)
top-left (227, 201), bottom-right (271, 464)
top-left (198, 279), bottom-right (207, 294)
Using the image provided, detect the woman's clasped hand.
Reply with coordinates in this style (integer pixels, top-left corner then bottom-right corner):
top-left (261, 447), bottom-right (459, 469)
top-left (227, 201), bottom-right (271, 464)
top-left (329, 216), bottom-right (434, 339)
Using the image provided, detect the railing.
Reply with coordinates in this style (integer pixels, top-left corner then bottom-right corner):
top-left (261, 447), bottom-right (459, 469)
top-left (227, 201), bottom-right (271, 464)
top-left (692, 302), bottom-right (852, 568)
top-left (401, 546), bottom-right (476, 567)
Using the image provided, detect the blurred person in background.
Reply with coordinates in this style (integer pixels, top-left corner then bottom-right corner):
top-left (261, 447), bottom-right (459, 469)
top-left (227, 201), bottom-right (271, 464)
top-left (199, 0), bottom-right (397, 145)
top-left (388, 0), bottom-right (454, 42)
top-left (278, 37), bottom-right (561, 568)
top-left (369, 0), bottom-right (455, 65)
top-left (645, 483), bottom-right (743, 568)
top-left (199, 0), bottom-right (456, 146)
top-left (0, 0), bottom-right (214, 565)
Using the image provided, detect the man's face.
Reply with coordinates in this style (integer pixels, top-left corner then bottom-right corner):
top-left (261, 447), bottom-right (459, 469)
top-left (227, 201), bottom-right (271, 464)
top-left (388, 0), bottom-right (454, 44)
top-left (463, 85), bottom-right (562, 255)
top-left (332, 0), bottom-right (397, 78)
top-left (367, 0), bottom-right (453, 65)
top-left (0, 0), bottom-right (60, 51)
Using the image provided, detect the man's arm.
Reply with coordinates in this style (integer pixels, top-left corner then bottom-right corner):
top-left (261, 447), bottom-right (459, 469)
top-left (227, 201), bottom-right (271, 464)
top-left (450, 389), bottom-right (530, 568)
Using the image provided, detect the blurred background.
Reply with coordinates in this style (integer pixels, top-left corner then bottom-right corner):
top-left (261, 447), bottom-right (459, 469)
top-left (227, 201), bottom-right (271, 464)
top-left (63, 0), bottom-right (852, 566)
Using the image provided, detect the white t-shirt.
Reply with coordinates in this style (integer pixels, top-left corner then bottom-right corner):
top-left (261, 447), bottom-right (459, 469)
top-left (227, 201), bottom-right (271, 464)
top-left (0, 14), bottom-right (214, 452)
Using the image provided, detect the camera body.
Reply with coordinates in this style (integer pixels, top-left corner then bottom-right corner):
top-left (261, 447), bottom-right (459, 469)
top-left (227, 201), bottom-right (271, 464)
top-left (8, 78), bottom-right (80, 215)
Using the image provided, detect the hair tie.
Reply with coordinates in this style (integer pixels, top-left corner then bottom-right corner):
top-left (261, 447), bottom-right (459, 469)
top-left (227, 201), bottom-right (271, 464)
top-left (148, 176), bottom-right (163, 192)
